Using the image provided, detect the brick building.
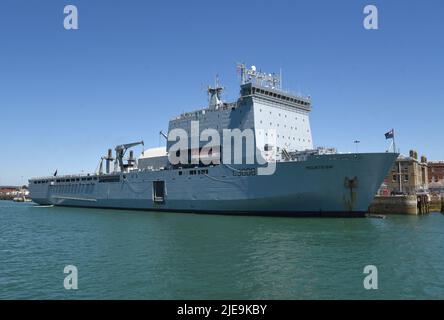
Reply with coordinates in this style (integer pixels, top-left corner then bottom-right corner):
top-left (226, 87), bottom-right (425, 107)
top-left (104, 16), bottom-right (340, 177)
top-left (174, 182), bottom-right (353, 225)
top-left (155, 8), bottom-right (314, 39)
top-left (0, 187), bottom-right (18, 194)
top-left (428, 161), bottom-right (444, 194)
top-left (428, 161), bottom-right (444, 183)
top-left (380, 150), bottom-right (428, 195)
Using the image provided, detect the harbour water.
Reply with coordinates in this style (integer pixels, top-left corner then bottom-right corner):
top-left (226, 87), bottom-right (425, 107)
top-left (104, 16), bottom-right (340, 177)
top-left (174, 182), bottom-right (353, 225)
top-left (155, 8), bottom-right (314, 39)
top-left (1, 201), bottom-right (444, 300)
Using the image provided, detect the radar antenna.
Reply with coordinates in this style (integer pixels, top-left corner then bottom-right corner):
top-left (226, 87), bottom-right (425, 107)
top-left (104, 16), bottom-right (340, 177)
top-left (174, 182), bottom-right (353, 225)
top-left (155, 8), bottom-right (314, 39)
top-left (236, 63), bottom-right (281, 90)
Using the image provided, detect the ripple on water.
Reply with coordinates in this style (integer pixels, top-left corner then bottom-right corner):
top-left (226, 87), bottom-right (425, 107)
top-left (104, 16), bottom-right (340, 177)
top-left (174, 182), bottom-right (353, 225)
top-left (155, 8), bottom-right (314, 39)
top-left (1, 202), bottom-right (444, 299)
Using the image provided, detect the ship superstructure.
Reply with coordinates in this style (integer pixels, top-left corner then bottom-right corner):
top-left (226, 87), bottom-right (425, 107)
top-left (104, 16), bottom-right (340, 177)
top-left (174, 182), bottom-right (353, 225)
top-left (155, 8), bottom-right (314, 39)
top-left (29, 64), bottom-right (397, 216)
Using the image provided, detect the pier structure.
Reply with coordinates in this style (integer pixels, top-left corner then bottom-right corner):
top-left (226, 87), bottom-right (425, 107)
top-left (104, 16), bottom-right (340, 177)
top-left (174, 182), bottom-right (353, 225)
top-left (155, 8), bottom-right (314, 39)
top-left (370, 150), bottom-right (433, 215)
top-left (368, 194), bottom-right (438, 215)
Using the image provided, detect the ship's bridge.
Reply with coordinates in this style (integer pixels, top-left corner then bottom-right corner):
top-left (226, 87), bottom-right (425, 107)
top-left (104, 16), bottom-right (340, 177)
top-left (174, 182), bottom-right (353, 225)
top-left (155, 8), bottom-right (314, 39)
top-left (166, 64), bottom-right (315, 164)
top-left (240, 82), bottom-right (311, 112)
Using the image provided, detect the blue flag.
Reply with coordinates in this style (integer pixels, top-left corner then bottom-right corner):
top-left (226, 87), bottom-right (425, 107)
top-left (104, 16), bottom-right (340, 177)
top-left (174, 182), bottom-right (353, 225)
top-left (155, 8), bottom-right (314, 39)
top-left (385, 129), bottom-right (394, 139)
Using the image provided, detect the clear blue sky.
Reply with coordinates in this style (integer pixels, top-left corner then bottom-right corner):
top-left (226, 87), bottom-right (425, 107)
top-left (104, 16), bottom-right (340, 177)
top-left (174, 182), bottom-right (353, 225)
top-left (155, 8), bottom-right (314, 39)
top-left (0, 0), bottom-right (443, 185)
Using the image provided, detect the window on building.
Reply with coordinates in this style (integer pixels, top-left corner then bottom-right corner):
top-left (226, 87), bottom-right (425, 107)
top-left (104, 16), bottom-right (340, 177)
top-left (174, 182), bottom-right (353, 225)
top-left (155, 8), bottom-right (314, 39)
top-left (392, 175), bottom-right (397, 182)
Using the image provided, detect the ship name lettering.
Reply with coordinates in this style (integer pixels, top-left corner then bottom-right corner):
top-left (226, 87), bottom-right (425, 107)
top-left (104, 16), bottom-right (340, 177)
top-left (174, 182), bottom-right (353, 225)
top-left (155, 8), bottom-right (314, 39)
top-left (306, 165), bottom-right (334, 170)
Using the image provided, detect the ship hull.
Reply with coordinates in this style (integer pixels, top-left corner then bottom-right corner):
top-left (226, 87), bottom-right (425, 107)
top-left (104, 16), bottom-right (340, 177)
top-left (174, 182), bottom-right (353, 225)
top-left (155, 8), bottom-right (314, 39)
top-left (29, 153), bottom-right (397, 217)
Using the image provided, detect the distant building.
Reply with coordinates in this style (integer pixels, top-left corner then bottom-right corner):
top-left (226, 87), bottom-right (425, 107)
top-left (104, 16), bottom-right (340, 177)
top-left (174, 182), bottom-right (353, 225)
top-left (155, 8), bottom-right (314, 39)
top-left (0, 187), bottom-right (18, 194)
top-left (0, 186), bottom-right (29, 199)
top-left (428, 161), bottom-right (444, 194)
top-left (379, 150), bottom-right (428, 195)
top-left (428, 161), bottom-right (444, 183)
top-left (0, 186), bottom-right (19, 199)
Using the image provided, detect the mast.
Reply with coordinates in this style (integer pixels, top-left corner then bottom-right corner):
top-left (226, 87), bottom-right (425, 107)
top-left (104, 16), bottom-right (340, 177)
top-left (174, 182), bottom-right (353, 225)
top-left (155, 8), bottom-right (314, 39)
top-left (236, 63), bottom-right (282, 90)
top-left (208, 75), bottom-right (224, 110)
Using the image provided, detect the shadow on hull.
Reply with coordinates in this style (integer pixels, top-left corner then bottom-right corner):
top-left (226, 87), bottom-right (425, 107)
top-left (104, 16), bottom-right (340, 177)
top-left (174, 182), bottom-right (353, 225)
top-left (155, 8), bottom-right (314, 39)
top-left (35, 204), bottom-right (367, 218)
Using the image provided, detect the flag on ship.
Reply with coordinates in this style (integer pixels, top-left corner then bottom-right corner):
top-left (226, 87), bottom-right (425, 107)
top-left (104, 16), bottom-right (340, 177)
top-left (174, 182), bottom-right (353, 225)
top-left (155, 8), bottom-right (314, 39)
top-left (385, 129), bottom-right (394, 139)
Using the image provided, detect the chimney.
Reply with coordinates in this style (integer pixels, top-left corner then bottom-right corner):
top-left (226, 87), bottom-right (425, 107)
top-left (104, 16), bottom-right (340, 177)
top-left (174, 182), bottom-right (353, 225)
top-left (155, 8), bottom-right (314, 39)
top-left (106, 148), bottom-right (113, 174)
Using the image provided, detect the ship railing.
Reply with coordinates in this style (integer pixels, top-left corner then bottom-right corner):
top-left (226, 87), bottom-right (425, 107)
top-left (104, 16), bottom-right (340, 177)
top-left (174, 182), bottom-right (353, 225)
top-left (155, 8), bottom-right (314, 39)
top-left (286, 147), bottom-right (337, 161)
top-left (170, 102), bottom-right (239, 120)
top-left (30, 173), bottom-right (98, 181)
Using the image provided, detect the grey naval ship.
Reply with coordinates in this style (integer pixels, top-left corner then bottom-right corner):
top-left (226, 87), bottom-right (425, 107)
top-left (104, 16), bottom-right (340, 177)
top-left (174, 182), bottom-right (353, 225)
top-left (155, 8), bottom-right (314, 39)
top-left (29, 64), bottom-right (397, 217)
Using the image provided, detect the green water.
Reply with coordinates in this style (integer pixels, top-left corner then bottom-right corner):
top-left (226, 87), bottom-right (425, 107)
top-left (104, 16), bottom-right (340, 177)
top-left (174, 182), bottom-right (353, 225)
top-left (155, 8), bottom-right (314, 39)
top-left (0, 201), bottom-right (443, 299)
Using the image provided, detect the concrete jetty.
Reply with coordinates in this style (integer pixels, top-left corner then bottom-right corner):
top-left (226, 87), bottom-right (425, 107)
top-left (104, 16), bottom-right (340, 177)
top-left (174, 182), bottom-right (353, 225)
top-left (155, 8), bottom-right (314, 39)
top-left (369, 194), bottom-right (443, 215)
top-left (369, 195), bottom-right (419, 215)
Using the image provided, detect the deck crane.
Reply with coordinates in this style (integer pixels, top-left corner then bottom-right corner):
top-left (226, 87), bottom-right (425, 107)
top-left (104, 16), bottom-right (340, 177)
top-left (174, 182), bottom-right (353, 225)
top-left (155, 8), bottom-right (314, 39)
top-left (114, 141), bottom-right (144, 172)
